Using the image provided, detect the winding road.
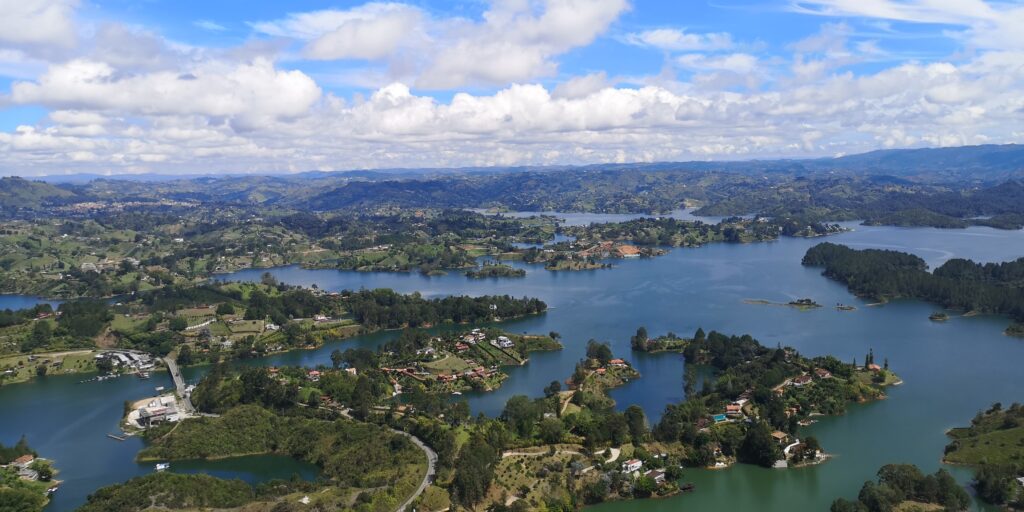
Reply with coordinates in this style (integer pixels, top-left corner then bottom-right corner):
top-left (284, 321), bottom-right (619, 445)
top-left (394, 429), bottom-right (437, 512)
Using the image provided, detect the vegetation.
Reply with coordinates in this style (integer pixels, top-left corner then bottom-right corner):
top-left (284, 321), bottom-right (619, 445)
top-left (803, 243), bottom-right (1024, 328)
top-left (77, 473), bottom-right (254, 512)
top-left (0, 437), bottom-right (53, 512)
top-left (944, 403), bottom-right (1024, 508)
top-left (830, 464), bottom-right (971, 512)
top-left (464, 263), bottom-right (526, 278)
top-left (138, 405), bottom-right (424, 508)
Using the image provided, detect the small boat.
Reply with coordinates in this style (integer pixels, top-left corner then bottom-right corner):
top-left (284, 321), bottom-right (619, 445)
top-left (155, 386), bottom-right (165, 392)
top-left (155, 463), bottom-right (170, 471)
top-left (451, 391), bottom-right (462, 396)
top-left (137, 371), bottom-right (150, 379)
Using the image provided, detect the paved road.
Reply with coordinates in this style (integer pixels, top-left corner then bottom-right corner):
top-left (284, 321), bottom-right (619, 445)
top-left (395, 429), bottom-right (437, 512)
top-left (162, 356), bottom-right (194, 415)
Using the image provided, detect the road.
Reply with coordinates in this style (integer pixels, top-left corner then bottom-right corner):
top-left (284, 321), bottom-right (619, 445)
top-left (162, 356), bottom-right (194, 415)
top-left (394, 428), bottom-right (437, 512)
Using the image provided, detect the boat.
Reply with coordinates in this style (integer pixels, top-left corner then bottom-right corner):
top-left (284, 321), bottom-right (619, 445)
top-left (155, 463), bottom-right (170, 471)
top-left (136, 371), bottom-right (150, 379)
top-left (451, 391), bottom-right (462, 396)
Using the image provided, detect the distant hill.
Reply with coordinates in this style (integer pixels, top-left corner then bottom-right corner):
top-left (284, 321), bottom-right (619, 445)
top-left (0, 177), bottom-right (78, 210)
top-left (811, 144), bottom-right (1024, 182)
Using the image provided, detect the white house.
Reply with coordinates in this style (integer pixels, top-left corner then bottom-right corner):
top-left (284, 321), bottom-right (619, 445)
top-left (621, 459), bottom-right (643, 473)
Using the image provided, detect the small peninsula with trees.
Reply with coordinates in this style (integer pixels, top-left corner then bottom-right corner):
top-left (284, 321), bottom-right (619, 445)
top-left (803, 242), bottom-right (1024, 335)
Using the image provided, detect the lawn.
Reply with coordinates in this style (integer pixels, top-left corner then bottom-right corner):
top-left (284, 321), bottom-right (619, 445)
top-left (421, 355), bottom-right (473, 374)
top-left (945, 426), bottom-right (1024, 465)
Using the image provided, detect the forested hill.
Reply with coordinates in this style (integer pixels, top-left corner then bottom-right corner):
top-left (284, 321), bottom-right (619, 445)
top-left (802, 243), bottom-right (1024, 326)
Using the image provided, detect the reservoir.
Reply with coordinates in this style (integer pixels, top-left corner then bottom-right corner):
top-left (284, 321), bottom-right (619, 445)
top-left (2, 221), bottom-right (1023, 510)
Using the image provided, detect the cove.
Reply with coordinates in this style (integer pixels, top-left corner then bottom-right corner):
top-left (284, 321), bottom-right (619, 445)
top-left (2, 221), bottom-right (1022, 510)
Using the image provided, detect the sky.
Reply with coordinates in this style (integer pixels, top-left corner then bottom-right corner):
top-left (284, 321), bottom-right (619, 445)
top-left (0, 0), bottom-right (1022, 176)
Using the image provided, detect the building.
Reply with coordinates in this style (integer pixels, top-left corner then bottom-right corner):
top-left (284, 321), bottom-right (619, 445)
top-left (609, 358), bottom-right (626, 366)
top-left (867, 363), bottom-right (882, 372)
top-left (771, 431), bottom-right (789, 444)
top-left (644, 469), bottom-right (666, 485)
top-left (492, 336), bottom-right (514, 349)
top-left (616, 245), bottom-right (642, 258)
top-left (307, 370), bottom-right (321, 382)
top-left (792, 374), bottom-right (813, 387)
top-left (814, 368), bottom-right (833, 379)
top-left (725, 404), bottom-right (743, 417)
top-left (621, 459), bottom-right (643, 473)
top-left (345, 367), bottom-right (358, 376)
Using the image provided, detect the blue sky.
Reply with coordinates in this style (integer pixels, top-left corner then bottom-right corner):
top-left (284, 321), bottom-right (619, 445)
top-left (0, 0), bottom-right (1021, 175)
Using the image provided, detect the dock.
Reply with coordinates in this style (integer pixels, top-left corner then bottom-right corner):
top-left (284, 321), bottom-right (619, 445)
top-left (107, 433), bottom-right (126, 441)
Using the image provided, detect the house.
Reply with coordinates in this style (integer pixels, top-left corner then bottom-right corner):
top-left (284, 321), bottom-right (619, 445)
top-left (596, 368), bottom-right (606, 375)
top-left (867, 363), bottom-right (882, 372)
top-left (455, 342), bottom-right (470, 352)
top-left (345, 368), bottom-right (358, 376)
top-left (725, 404), bottom-right (743, 417)
top-left (644, 469), bottom-right (666, 485)
top-left (314, 315), bottom-right (330, 323)
top-left (1016, 476), bottom-right (1024, 488)
top-left (416, 347), bottom-right (436, 356)
top-left (771, 431), bottom-right (789, 444)
top-left (12, 455), bottom-right (34, 469)
top-left (609, 358), bottom-right (626, 367)
top-left (437, 374), bottom-right (457, 383)
top-left (814, 368), bottom-right (833, 379)
top-left (621, 459), bottom-right (643, 473)
top-left (792, 374), bottom-right (813, 387)
top-left (493, 336), bottom-right (514, 349)
top-left (307, 370), bottom-right (321, 382)
top-left (265, 323), bottom-right (280, 331)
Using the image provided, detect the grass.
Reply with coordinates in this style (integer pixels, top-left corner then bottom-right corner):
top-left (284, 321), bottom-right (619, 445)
top-left (0, 349), bottom-right (98, 384)
top-left (945, 426), bottom-right (1024, 465)
top-left (421, 355), bottom-right (473, 374)
top-left (416, 485), bottom-right (451, 512)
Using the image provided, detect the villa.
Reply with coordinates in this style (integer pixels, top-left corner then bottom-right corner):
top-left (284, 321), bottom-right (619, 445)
top-left (621, 459), bottom-right (643, 473)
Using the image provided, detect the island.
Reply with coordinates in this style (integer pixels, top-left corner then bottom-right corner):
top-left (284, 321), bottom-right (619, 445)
top-left (0, 281), bottom-right (548, 385)
top-left (0, 438), bottom-right (58, 511)
top-left (803, 242), bottom-right (1024, 334)
top-left (830, 464), bottom-right (971, 511)
top-left (944, 403), bottom-right (1024, 508)
top-left (464, 263), bottom-right (526, 279)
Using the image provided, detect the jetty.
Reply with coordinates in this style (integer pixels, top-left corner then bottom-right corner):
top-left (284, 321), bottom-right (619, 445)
top-left (107, 433), bottom-right (126, 441)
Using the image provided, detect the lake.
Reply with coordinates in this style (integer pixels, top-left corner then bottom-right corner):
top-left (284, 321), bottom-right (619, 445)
top-left (3, 220), bottom-right (1023, 510)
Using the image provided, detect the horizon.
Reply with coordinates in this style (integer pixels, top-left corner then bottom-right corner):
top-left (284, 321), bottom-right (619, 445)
top-left (4, 142), bottom-right (1022, 181)
top-left (1, 1), bottom-right (1023, 176)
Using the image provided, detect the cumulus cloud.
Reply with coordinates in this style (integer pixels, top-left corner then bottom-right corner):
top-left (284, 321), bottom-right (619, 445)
top-left (3, 47), bottom-right (1023, 174)
top-left (10, 58), bottom-right (322, 128)
top-left (251, 0), bottom-right (630, 88)
top-left (0, 0), bottom-right (78, 51)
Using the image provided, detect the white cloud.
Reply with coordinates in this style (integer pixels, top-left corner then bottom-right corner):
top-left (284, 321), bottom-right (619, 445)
top-left (676, 53), bottom-right (759, 74)
top-left (792, 0), bottom-right (1024, 50)
top-left (0, 0), bottom-right (78, 51)
top-left (251, 0), bottom-right (630, 88)
top-left (11, 58), bottom-right (322, 128)
top-left (3, 48), bottom-right (1023, 174)
top-left (624, 28), bottom-right (734, 52)
top-left (194, 20), bottom-right (227, 32)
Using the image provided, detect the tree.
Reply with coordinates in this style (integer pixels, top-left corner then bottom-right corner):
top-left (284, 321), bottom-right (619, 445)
top-left (216, 303), bottom-right (235, 316)
top-left (35, 365), bottom-right (47, 377)
top-left (683, 365), bottom-right (697, 397)
top-left (176, 345), bottom-right (193, 366)
top-left (737, 422), bottom-right (781, 468)
top-left (169, 317), bottom-right (188, 332)
top-left (633, 476), bottom-right (658, 497)
top-left (539, 417), bottom-right (564, 444)
top-left (585, 340), bottom-right (613, 365)
top-left (624, 405), bottom-right (647, 443)
top-left (501, 395), bottom-right (540, 438)
top-left (630, 326), bottom-right (649, 351)
top-left (29, 459), bottom-right (53, 481)
top-left (330, 349), bottom-right (343, 369)
top-left (543, 380), bottom-right (562, 398)
top-left (95, 357), bottom-right (114, 374)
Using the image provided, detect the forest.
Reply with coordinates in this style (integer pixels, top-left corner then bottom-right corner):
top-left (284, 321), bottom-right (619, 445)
top-left (830, 464), bottom-right (971, 512)
top-left (803, 243), bottom-right (1024, 327)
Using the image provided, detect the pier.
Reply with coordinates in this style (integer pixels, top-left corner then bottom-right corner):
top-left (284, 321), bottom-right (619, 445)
top-left (106, 433), bottom-right (126, 441)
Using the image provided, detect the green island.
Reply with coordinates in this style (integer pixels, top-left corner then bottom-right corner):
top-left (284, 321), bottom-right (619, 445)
top-left (803, 242), bottom-right (1024, 334)
top-left (743, 298), bottom-right (823, 311)
top-left (0, 438), bottom-right (58, 511)
top-left (943, 403), bottom-right (1024, 508)
top-left (464, 263), bottom-right (526, 279)
top-left (81, 325), bottom-right (901, 512)
top-left (0, 280), bottom-right (547, 386)
top-left (830, 464), bottom-right (971, 512)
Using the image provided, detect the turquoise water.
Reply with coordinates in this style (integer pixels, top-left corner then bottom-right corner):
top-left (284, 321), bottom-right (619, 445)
top-left (2, 221), bottom-right (1023, 510)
